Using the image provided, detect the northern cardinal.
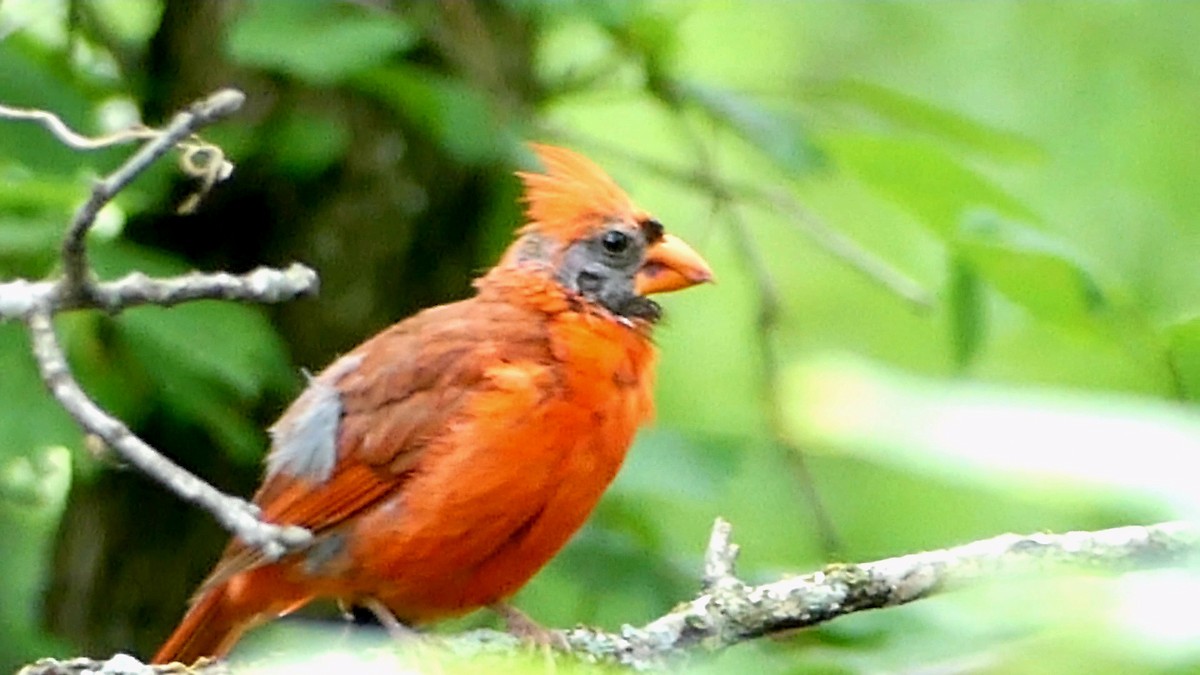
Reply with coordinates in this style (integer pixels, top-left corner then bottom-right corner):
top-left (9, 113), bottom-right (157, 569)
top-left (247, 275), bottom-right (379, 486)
top-left (152, 144), bottom-right (713, 663)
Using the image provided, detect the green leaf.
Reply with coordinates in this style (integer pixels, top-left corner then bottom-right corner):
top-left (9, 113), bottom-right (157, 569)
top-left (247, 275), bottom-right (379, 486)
top-left (1165, 316), bottom-right (1200, 401)
top-left (826, 133), bottom-right (1036, 238)
top-left (947, 255), bottom-right (985, 370)
top-left (354, 66), bottom-right (516, 165)
top-left (804, 79), bottom-right (1044, 164)
top-left (57, 313), bottom-right (152, 425)
top-left (115, 301), bottom-right (293, 461)
top-left (89, 242), bottom-right (295, 461)
top-left (0, 168), bottom-right (85, 216)
top-left (90, 242), bottom-right (293, 397)
top-left (781, 356), bottom-right (1200, 516)
top-left (268, 110), bottom-right (350, 177)
top-left (0, 446), bottom-right (72, 667)
top-left (0, 168), bottom-right (87, 276)
top-left (0, 37), bottom-right (117, 176)
top-left (0, 325), bottom-right (80, 464)
top-left (611, 428), bottom-right (737, 504)
top-left (0, 217), bottom-right (63, 276)
top-left (226, 0), bottom-right (418, 84)
top-left (88, 0), bottom-right (165, 43)
top-left (672, 80), bottom-right (823, 174)
top-left (957, 210), bottom-right (1107, 330)
top-left (603, 1), bottom-right (682, 72)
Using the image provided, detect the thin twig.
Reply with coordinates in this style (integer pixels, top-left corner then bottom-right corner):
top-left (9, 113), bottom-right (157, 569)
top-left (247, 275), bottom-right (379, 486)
top-left (702, 517), bottom-right (740, 591)
top-left (673, 120), bottom-right (843, 558)
top-left (58, 88), bottom-right (245, 298)
top-left (0, 264), bottom-right (319, 320)
top-left (25, 309), bottom-right (312, 560)
top-left (0, 103), bottom-right (159, 150)
top-left (0, 88), bottom-right (317, 561)
top-left (560, 519), bottom-right (1199, 670)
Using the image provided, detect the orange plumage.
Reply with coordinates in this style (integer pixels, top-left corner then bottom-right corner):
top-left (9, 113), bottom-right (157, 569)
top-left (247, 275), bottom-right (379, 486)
top-left (152, 144), bottom-right (713, 664)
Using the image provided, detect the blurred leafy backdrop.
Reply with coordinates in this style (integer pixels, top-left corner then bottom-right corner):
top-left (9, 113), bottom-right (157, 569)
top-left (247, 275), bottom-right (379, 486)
top-left (2, 0), bottom-right (1200, 673)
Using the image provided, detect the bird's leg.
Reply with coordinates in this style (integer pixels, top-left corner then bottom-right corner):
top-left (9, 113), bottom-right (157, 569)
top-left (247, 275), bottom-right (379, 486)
top-left (356, 597), bottom-right (421, 642)
top-left (490, 603), bottom-right (567, 649)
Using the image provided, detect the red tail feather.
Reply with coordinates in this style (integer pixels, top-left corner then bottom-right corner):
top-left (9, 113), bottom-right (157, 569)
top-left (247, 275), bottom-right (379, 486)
top-left (153, 584), bottom-right (249, 665)
top-left (153, 566), bottom-right (312, 664)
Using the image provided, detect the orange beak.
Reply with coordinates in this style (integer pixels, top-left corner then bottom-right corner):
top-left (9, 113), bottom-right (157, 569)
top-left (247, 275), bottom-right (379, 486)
top-left (635, 234), bottom-right (714, 295)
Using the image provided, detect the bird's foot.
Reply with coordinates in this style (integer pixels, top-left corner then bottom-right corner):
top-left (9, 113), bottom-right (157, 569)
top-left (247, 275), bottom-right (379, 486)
top-left (490, 603), bottom-right (567, 650)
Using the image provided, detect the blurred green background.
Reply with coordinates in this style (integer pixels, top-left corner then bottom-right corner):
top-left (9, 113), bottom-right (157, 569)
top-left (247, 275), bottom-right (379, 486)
top-left (3, 0), bottom-right (1200, 672)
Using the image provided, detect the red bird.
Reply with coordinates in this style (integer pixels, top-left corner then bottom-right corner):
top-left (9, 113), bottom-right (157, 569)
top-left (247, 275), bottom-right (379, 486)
top-left (153, 144), bottom-right (713, 663)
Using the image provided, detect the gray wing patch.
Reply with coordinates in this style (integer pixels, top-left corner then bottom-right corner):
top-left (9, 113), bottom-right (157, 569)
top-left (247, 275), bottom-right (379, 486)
top-left (265, 354), bottom-right (364, 482)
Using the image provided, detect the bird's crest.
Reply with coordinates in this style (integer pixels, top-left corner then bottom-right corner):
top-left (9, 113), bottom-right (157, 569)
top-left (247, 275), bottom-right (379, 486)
top-left (517, 144), bottom-right (648, 242)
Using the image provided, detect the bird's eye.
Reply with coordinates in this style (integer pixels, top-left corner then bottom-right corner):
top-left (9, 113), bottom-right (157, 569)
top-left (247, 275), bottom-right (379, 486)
top-left (601, 229), bottom-right (630, 254)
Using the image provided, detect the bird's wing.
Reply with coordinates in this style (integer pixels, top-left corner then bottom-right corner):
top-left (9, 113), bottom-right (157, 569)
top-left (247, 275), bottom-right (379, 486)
top-left (199, 297), bottom-right (551, 590)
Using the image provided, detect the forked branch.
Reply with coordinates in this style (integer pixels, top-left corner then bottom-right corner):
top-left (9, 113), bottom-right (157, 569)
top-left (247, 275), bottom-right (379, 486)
top-left (559, 518), bottom-right (1198, 669)
top-left (0, 88), bottom-right (318, 560)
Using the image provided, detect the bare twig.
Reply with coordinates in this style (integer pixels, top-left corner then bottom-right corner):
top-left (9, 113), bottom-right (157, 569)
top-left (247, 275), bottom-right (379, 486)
top-left (671, 120), bottom-right (843, 558)
top-left (560, 519), bottom-right (1199, 670)
top-left (0, 103), bottom-right (159, 150)
top-left (0, 264), bottom-right (319, 320)
top-left (702, 517), bottom-right (740, 591)
top-left (57, 88), bottom-right (245, 297)
top-left (0, 88), bottom-right (319, 561)
top-left (0, 96), bottom-right (236, 216)
top-left (26, 309), bottom-right (312, 560)
top-left (721, 197), bottom-right (844, 557)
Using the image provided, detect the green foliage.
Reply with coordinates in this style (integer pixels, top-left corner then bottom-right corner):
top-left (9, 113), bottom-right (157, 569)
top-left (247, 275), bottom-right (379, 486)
top-left (670, 80), bottom-right (824, 173)
top-left (226, 0), bottom-right (418, 85)
top-left (825, 134), bottom-right (1037, 238)
top-left (946, 255), bottom-right (985, 369)
top-left (0, 327), bottom-right (80, 462)
top-left (0, 446), bottom-right (72, 667)
top-left (802, 78), bottom-right (1045, 164)
top-left (0, 38), bottom-right (95, 174)
top-left (1166, 316), bottom-right (1200, 400)
top-left (267, 109), bottom-right (351, 178)
top-left (355, 65), bottom-right (518, 165)
top-left (958, 209), bottom-right (1108, 331)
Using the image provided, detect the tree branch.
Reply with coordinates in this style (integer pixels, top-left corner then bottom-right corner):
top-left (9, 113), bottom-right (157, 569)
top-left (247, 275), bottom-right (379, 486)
top-left (25, 309), bottom-right (311, 560)
top-left (58, 88), bottom-right (245, 297)
top-left (0, 88), bottom-right (319, 561)
top-left (18, 519), bottom-right (1196, 674)
top-left (560, 519), bottom-right (1199, 670)
top-left (0, 264), bottom-right (319, 319)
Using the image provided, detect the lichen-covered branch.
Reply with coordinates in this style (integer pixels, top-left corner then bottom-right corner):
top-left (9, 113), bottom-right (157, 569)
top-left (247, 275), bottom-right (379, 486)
top-left (560, 519), bottom-right (1198, 670)
top-left (0, 88), bottom-right (318, 561)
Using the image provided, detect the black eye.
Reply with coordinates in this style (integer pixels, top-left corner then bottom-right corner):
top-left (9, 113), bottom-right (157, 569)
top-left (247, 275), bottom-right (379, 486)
top-left (601, 229), bottom-right (630, 254)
